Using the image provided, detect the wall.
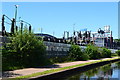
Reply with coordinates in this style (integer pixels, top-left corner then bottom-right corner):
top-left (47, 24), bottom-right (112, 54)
top-left (44, 41), bottom-right (71, 57)
top-left (0, 36), bottom-right (71, 57)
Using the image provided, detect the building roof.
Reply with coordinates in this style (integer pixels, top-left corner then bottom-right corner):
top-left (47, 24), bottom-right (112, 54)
top-left (35, 33), bottom-right (57, 39)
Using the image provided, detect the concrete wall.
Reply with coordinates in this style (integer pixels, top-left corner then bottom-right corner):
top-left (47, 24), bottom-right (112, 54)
top-left (43, 41), bottom-right (71, 57)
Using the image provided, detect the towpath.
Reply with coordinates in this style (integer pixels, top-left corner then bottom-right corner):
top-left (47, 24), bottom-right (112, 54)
top-left (2, 57), bottom-right (116, 79)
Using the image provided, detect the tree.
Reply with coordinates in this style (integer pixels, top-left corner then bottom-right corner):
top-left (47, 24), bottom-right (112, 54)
top-left (3, 27), bottom-right (47, 70)
top-left (116, 50), bottom-right (120, 56)
top-left (68, 44), bottom-right (89, 61)
top-left (101, 48), bottom-right (111, 58)
top-left (85, 44), bottom-right (101, 59)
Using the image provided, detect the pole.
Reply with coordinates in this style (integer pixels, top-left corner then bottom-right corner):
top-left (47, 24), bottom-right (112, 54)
top-left (29, 25), bottom-right (31, 33)
top-left (110, 31), bottom-right (112, 48)
top-left (93, 34), bottom-right (95, 44)
top-left (64, 31), bottom-right (65, 39)
top-left (11, 18), bottom-right (15, 34)
top-left (2, 15), bottom-right (5, 36)
top-left (16, 26), bottom-right (18, 32)
top-left (14, 5), bottom-right (18, 32)
top-left (53, 31), bottom-right (54, 36)
top-left (73, 24), bottom-right (75, 36)
top-left (67, 31), bottom-right (69, 39)
top-left (41, 27), bottom-right (42, 34)
top-left (15, 5), bottom-right (17, 22)
top-left (21, 21), bottom-right (23, 34)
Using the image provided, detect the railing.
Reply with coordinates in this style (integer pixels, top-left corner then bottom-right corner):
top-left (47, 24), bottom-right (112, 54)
top-left (0, 36), bottom-right (71, 57)
top-left (43, 41), bottom-right (71, 57)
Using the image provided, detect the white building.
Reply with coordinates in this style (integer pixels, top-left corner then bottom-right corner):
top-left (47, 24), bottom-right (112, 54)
top-left (94, 37), bottom-right (113, 48)
top-left (94, 38), bottom-right (105, 47)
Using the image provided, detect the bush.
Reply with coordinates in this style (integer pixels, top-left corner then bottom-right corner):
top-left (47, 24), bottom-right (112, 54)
top-left (85, 44), bottom-right (101, 59)
top-left (68, 44), bottom-right (89, 61)
top-left (101, 48), bottom-right (111, 58)
top-left (2, 28), bottom-right (47, 71)
top-left (49, 56), bottom-right (69, 63)
top-left (116, 50), bottom-right (120, 56)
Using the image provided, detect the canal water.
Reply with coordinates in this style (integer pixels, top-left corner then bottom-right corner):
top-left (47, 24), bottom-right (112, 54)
top-left (63, 61), bottom-right (120, 80)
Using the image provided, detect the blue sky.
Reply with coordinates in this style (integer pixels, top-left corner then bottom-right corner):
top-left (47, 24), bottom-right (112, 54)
top-left (2, 2), bottom-right (118, 38)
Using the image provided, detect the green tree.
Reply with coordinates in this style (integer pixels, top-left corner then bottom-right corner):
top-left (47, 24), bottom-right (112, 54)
top-left (85, 44), bottom-right (101, 59)
top-left (116, 50), bottom-right (120, 56)
top-left (68, 44), bottom-right (89, 61)
top-left (114, 39), bottom-right (120, 47)
top-left (2, 27), bottom-right (47, 70)
top-left (101, 48), bottom-right (111, 58)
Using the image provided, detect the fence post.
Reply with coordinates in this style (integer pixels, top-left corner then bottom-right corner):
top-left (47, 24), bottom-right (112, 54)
top-left (11, 18), bottom-right (15, 34)
top-left (16, 26), bottom-right (18, 32)
top-left (21, 21), bottom-right (23, 34)
top-left (2, 15), bottom-right (5, 36)
top-left (29, 25), bottom-right (31, 33)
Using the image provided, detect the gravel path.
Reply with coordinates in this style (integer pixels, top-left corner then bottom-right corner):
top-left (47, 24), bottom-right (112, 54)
top-left (2, 58), bottom-right (115, 79)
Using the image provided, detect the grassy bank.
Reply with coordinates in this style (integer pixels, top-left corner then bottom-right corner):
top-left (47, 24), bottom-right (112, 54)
top-left (5, 57), bottom-right (120, 80)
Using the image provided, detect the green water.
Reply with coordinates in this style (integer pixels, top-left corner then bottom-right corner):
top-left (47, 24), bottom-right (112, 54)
top-left (63, 61), bottom-right (120, 80)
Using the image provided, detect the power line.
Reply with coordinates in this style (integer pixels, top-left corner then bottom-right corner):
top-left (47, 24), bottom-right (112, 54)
top-left (21, 20), bottom-right (31, 26)
top-left (4, 15), bottom-right (12, 21)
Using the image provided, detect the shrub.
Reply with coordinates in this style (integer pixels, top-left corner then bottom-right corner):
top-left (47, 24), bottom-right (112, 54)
top-left (68, 44), bottom-right (89, 61)
top-left (49, 56), bottom-right (69, 63)
top-left (101, 48), bottom-right (111, 58)
top-left (116, 50), bottom-right (120, 56)
top-left (85, 44), bottom-right (101, 59)
top-left (2, 27), bottom-right (47, 71)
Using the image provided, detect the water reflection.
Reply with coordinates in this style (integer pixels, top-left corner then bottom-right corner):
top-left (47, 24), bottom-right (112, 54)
top-left (64, 62), bottom-right (120, 80)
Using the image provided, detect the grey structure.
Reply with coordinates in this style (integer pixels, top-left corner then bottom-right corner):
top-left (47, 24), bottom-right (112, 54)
top-left (44, 41), bottom-right (71, 57)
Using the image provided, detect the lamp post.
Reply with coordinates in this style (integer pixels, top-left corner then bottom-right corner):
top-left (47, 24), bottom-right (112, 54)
top-left (14, 5), bottom-right (19, 31)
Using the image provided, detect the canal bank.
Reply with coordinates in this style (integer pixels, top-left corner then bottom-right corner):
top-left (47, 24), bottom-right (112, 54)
top-left (63, 61), bottom-right (120, 80)
top-left (28, 57), bottom-right (120, 80)
top-left (2, 57), bottom-right (120, 80)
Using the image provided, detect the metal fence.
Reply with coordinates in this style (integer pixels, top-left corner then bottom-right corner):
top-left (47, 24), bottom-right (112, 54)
top-left (0, 36), bottom-right (71, 57)
top-left (43, 41), bottom-right (71, 57)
